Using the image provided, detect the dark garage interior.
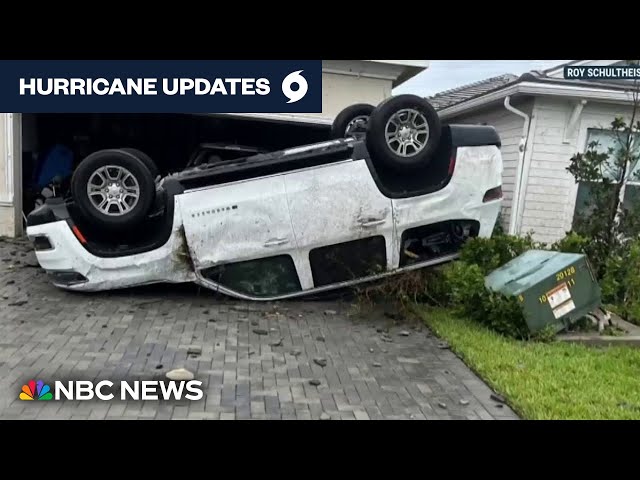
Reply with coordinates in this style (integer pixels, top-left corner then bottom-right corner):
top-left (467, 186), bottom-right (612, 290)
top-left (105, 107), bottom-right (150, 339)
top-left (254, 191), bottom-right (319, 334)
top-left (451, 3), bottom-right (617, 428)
top-left (21, 113), bottom-right (331, 215)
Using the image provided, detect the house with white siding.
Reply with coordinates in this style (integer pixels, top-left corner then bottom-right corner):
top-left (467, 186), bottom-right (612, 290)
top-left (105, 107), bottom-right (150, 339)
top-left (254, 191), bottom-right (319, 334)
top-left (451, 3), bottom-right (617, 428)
top-left (429, 60), bottom-right (640, 244)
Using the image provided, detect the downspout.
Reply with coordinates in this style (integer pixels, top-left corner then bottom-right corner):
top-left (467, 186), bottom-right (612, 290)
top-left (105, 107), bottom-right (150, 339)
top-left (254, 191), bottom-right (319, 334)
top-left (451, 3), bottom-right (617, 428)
top-left (504, 96), bottom-right (531, 235)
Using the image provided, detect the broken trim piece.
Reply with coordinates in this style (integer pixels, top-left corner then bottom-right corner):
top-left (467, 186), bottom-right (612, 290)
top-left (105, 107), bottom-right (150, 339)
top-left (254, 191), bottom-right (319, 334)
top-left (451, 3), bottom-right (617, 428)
top-left (193, 252), bottom-right (460, 301)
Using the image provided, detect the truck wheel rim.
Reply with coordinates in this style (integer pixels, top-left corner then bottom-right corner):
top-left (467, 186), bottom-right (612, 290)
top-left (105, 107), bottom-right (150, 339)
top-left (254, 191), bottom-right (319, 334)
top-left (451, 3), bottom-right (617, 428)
top-left (385, 109), bottom-right (429, 157)
top-left (344, 115), bottom-right (369, 140)
top-left (87, 165), bottom-right (141, 216)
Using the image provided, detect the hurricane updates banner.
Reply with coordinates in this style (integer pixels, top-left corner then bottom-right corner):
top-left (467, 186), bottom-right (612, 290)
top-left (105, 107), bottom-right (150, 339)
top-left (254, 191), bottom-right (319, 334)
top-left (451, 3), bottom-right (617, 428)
top-left (0, 60), bottom-right (322, 113)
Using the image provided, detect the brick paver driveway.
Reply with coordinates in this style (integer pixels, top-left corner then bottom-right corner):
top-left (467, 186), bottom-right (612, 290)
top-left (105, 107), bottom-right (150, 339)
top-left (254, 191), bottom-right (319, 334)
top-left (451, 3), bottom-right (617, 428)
top-left (0, 236), bottom-right (517, 420)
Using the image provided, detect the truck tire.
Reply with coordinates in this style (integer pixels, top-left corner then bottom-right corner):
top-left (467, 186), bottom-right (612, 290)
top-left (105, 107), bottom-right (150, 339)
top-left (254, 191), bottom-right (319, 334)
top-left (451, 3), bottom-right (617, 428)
top-left (118, 148), bottom-right (160, 180)
top-left (366, 95), bottom-right (441, 171)
top-left (330, 103), bottom-right (375, 140)
top-left (71, 149), bottom-right (156, 231)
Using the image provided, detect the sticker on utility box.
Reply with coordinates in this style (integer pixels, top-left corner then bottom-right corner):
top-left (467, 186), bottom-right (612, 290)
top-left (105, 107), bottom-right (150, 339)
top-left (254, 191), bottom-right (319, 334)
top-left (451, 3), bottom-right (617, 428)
top-left (546, 282), bottom-right (572, 309)
top-left (552, 300), bottom-right (576, 319)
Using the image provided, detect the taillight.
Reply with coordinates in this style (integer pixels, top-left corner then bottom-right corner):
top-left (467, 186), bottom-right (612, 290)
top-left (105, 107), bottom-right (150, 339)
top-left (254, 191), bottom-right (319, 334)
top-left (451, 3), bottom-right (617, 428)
top-left (483, 186), bottom-right (503, 202)
top-left (71, 225), bottom-right (88, 244)
top-left (448, 152), bottom-right (457, 175)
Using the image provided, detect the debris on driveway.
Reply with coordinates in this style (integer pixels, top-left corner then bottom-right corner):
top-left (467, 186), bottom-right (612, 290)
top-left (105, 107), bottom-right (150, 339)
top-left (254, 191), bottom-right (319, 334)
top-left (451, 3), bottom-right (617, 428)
top-left (0, 237), bottom-right (519, 420)
top-left (384, 311), bottom-right (404, 321)
top-left (313, 357), bottom-right (327, 367)
top-left (8, 300), bottom-right (27, 307)
top-left (491, 393), bottom-right (506, 404)
top-left (270, 337), bottom-right (284, 347)
top-left (233, 305), bottom-right (261, 313)
top-left (166, 368), bottom-right (195, 381)
top-left (187, 346), bottom-right (202, 355)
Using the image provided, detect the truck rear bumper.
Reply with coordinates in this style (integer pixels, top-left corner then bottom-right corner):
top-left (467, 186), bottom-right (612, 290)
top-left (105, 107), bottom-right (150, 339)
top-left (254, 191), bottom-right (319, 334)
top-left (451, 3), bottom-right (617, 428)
top-left (27, 220), bottom-right (195, 291)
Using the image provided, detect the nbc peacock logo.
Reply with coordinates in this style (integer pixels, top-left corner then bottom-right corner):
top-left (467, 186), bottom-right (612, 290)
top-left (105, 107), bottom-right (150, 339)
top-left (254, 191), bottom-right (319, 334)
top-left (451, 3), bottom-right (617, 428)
top-left (20, 380), bottom-right (53, 401)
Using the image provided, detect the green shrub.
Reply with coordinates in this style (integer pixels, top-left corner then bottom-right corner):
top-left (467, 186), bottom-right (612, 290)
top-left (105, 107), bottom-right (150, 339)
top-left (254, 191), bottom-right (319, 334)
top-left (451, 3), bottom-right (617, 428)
top-left (492, 211), bottom-right (505, 236)
top-left (442, 260), bottom-right (529, 338)
top-left (459, 233), bottom-right (536, 275)
top-left (531, 324), bottom-right (559, 343)
top-left (602, 238), bottom-right (640, 324)
top-left (443, 261), bottom-right (486, 311)
top-left (551, 232), bottom-right (591, 254)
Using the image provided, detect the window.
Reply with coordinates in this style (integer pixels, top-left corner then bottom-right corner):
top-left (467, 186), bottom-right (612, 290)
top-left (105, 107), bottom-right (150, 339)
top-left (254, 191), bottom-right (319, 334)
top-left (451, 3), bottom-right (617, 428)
top-left (309, 236), bottom-right (387, 287)
top-left (573, 128), bottom-right (640, 224)
top-left (201, 255), bottom-right (301, 297)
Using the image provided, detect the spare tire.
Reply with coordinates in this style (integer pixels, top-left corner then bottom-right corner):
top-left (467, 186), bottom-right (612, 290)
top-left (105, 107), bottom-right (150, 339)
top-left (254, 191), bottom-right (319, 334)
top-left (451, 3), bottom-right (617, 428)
top-left (70, 149), bottom-right (156, 231)
top-left (119, 148), bottom-right (160, 180)
top-left (366, 95), bottom-right (441, 171)
top-left (330, 103), bottom-right (375, 140)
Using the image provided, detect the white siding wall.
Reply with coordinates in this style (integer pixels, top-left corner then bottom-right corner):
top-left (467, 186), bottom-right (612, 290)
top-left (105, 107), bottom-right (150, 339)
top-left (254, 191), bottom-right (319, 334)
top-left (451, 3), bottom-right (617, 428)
top-left (321, 73), bottom-right (391, 117)
top-left (519, 98), bottom-right (575, 243)
top-left (0, 113), bottom-right (20, 237)
top-left (519, 97), bottom-right (637, 244)
top-left (448, 100), bottom-right (532, 231)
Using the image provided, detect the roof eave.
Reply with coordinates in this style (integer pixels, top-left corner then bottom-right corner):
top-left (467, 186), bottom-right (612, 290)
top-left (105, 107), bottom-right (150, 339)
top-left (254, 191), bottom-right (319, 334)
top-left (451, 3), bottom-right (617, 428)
top-left (438, 81), bottom-right (638, 119)
top-left (392, 65), bottom-right (428, 88)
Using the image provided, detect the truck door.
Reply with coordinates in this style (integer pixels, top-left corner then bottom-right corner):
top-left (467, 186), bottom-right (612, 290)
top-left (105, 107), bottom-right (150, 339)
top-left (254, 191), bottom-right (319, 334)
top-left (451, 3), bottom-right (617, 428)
top-left (284, 159), bottom-right (395, 290)
top-left (177, 175), bottom-right (302, 298)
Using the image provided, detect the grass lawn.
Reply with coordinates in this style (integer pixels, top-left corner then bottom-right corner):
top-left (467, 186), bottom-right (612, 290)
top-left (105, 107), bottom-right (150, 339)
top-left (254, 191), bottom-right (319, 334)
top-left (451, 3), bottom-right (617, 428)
top-left (416, 307), bottom-right (640, 420)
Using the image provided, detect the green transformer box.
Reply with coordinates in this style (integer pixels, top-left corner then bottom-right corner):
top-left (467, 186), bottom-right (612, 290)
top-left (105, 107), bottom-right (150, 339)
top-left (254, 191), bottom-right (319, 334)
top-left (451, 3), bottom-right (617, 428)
top-left (485, 250), bottom-right (601, 333)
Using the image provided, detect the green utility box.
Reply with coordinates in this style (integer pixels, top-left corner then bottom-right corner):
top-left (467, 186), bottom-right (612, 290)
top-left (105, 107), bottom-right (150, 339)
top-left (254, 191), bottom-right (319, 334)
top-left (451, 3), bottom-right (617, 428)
top-left (485, 250), bottom-right (601, 333)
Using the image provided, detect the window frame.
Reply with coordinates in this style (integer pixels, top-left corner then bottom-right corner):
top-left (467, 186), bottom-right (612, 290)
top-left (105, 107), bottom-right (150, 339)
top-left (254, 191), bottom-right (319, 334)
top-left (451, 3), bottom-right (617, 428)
top-left (573, 127), bottom-right (640, 222)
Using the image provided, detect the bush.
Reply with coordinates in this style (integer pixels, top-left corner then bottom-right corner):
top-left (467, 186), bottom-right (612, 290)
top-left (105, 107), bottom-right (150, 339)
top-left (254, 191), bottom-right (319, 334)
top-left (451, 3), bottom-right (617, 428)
top-left (443, 260), bottom-right (529, 338)
top-left (355, 267), bottom-right (451, 316)
top-left (443, 261), bottom-right (485, 312)
top-left (601, 238), bottom-right (640, 324)
top-left (551, 231), bottom-right (591, 254)
top-left (493, 211), bottom-right (505, 236)
top-left (459, 233), bottom-right (536, 275)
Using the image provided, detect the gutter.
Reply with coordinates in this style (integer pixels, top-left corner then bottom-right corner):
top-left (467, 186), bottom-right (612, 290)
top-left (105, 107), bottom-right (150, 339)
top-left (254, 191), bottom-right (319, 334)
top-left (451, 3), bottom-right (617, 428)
top-left (503, 97), bottom-right (532, 235)
top-left (439, 81), bottom-right (636, 119)
top-left (195, 112), bottom-right (333, 126)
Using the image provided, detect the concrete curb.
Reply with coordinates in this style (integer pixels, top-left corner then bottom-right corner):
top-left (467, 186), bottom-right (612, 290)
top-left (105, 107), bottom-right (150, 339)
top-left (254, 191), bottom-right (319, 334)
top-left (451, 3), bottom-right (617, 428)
top-left (557, 312), bottom-right (640, 347)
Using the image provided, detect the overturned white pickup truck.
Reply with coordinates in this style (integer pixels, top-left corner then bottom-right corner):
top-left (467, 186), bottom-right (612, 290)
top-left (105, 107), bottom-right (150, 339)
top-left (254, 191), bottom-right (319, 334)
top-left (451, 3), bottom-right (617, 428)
top-left (26, 95), bottom-right (503, 300)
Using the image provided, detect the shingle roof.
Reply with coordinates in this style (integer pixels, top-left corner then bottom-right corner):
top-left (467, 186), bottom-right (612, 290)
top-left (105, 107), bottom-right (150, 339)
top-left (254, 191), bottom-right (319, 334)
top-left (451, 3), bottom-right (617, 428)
top-left (428, 65), bottom-right (636, 112)
top-left (427, 74), bottom-right (519, 110)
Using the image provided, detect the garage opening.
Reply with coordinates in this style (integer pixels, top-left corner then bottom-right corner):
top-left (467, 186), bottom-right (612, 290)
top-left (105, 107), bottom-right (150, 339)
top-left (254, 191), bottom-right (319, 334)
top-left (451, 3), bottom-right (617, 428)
top-left (21, 113), bottom-right (331, 216)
